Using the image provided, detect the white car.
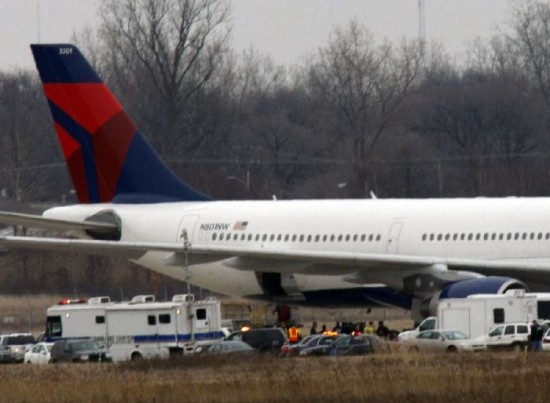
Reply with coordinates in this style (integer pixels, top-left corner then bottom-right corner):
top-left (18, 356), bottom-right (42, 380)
top-left (475, 323), bottom-right (529, 352)
top-left (405, 330), bottom-right (486, 352)
top-left (24, 342), bottom-right (54, 364)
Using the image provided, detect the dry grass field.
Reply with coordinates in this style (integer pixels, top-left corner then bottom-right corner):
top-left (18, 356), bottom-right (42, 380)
top-left (2, 295), bottom-right (547, 402)
top-left (0, 352), bottom-right (550, 403)
top-left (1, 351), bottom-right (549, 402)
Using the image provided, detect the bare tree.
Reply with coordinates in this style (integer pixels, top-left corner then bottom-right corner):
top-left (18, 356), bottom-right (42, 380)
top-left (96, 0), bottom-right (230, 157)
top-left (510, 1), bottom-right (550, 105)
top-left (307, 21), bottom-right (421, 197)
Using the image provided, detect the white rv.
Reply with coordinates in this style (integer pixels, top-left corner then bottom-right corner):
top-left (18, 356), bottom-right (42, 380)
top-left (399, 290), bottom-right (538, 341)
top-left (45, 294), bottom-right (224, 361)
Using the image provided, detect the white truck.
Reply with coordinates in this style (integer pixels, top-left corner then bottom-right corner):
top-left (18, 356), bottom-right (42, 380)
top-left (399, 290), bottom-right (538, 341)
top-left (45, 294), bottom-right (224, 361)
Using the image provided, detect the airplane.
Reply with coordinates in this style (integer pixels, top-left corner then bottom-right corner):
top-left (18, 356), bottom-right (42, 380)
top-left (1, 43), bottom-right (550, 322)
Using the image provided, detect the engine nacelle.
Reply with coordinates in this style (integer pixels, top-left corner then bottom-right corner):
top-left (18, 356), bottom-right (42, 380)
top-left (420, 276), bottom-right (526, 318)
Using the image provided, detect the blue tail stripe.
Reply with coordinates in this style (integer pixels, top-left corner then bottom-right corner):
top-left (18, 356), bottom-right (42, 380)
top-left (48, 101), bottom-right (101, 203)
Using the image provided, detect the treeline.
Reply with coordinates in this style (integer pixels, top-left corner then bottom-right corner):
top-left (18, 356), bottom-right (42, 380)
top-left (1, 0), bottom-right (550, 295)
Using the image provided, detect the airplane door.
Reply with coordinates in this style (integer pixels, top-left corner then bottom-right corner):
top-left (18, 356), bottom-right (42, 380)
top-left (176, 215), bottom-right (200, 243)
top-left (386, 222), bottom-right (403, 253)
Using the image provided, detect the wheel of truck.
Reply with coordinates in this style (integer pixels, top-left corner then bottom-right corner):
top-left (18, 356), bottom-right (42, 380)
top-left (446, 345), bottom-right (458, 353)
top-left (131, 352), bottom-right (142, 361)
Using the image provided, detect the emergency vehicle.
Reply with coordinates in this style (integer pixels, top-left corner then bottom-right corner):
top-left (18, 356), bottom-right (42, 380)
top-left (45, 294), bottom-right (224, 361)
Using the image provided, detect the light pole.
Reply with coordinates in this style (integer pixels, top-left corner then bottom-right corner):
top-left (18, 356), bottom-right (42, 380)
top-left (227, 170), bottom-right (250, 192)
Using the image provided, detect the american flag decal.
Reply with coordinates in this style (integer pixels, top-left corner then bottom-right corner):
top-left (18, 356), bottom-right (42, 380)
top-left (233, 221), bottom-right (248, 230)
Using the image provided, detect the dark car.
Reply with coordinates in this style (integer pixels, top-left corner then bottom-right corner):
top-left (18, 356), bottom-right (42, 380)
top-left (50, 339), bottom-right (112, 363)
top-left (281, 334), bottom-right (337, 357)
top-left (300, 334), bottom-right (374, 356)
top-left (225, 328), bottom-right (288, 353)
top-left (202, 340), bottom-right (255, 355)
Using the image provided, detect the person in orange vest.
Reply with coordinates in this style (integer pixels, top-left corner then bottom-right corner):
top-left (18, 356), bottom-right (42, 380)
top-left (288, 325), bottom-right (301, 343)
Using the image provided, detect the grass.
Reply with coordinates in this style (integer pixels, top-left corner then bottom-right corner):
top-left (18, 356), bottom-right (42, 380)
top-left (2, 352), bottom-right (550, 402)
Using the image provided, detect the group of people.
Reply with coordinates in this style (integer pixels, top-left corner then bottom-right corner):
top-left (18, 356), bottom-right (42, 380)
top-left (308, 320), bottom-right (391, 339)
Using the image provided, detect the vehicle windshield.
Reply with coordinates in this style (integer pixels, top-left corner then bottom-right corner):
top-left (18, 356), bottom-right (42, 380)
top-left (442, 331), bottom-right (468, 340)
top-left (71, 341), bottom-right (100, 352)
top-left (4, 335), bottom-right (34, 345)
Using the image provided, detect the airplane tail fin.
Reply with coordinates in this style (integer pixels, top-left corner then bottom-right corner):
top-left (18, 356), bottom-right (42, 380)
top-left (31, 44), bottom-right (210, 204)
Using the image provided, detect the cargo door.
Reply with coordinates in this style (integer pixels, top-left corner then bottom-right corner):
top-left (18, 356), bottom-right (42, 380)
top-left (440, 308), bottom-right (471, 337)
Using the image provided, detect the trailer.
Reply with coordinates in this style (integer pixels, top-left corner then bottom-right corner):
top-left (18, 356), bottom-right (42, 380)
top-left (399, 289), bottom-right (538, 341)
top-left (45, 294), bottom-right (224, 361)
top-left (438, 289), bottom-right (537, 338)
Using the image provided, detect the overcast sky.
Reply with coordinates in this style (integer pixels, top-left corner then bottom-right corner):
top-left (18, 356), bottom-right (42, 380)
top-left (0, 0), bottom-right (523, 72)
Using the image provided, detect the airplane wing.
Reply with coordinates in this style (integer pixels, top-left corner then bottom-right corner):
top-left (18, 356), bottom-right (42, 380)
top-left (0, 211), bottom-right (118, 233)
top-left (2, 235), bottom-right (550, 279)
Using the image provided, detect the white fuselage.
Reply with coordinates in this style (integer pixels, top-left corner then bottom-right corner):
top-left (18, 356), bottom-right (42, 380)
top-left (43, 197), bottom-right (550, 303)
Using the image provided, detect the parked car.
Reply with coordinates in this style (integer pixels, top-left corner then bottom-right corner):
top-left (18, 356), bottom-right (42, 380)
top-left (0, 345), bottom-right (14, 363)
top-left (50, 339), bottom-right (112, 363)
top-left (225, 328), bottom-right (288, 353)
top-left (0, 333), bottom-right (35, 363)
top-left (405, 330), bottom-right (485, 353)
top-left (281, 334), bottom-right (337, 357)
top-left (202, 340), bottom-right (255, 355)
top-left (475, 323), bottom-right (529, 351)
top-left (24, 342), bottom-right (54, 364)
top-left (300, 334), bottom-right (374, 356)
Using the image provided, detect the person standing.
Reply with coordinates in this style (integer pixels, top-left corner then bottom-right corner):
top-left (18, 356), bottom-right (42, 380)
top-left (530, 320), bottom-right (543, 352)
top-left (310, 321), bottom-right (318, 335)
top-left (364, 321), bottom-right (376, 335)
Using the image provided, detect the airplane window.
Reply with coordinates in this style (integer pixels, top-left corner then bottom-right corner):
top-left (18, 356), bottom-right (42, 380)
top-left (248, 234), bottom-right (253, 241)
top-left (361, 234), bottom-right (366, 241)
top-left (284, 235), bottom-right (289, 241)
top-left (453, 234), bottom-right (458, 241)
top-left (437, 234), bottom-right (442, 241)
top-left (307, 235), bottom-right (312, 242)
top-left (345, 235), bottom-right (350, 241)
top-left (330, 235), bottom-right (335, 242)
top-left (522, 233), bottom-right (527, 240)
top-left (220, 233), bottom-right (224, 241)
top-left (475, 233), bottom-right (481, 241)
top-left (507, 233), bottom-right (512, 240)
top-left (514, 233), bottom-right (520, 240)
top-left (299, 235), bottom-right (304, 242)
top-left (499, 234), bottom-right (504, 240)
top-left (323, 235), bottom-right (328, 242)
top-left (270, 234), bottom-right (275, 241)
top-left (353, 234), bottom-right (358, 241)
top-left (369, 234), bottom-right (374, 241)
top-left (444, 234), bottom-right (450, 241)
top-left (460, 233), bottom-right (465, 240)
top-left (241, 234), bottom-right (246, 241)
top-left (292, 235), bottom-right (297, 241)
top-left (338, 235), bottom-right (343, 242)
top-left (233, 234), bottom-right (238, 240)
top-left (277, 234), bottom-right (282, 241)
top-left (255, 234), bottom-right (260, 241)
top-left (262, 234), bottom-right (267, 241)
top-left (483, 233), bottom-right (488, 241)
top-left (530, 233), bottom-right (535, 240)
top-left (468, 233), bottom-right (473, 241)
top-left (538, 233), bottom-right (543, 240)
top-left (422, 234), bottom-right (427, 241)
top-left (315, 235), bottom-right (320, 242)
top-left (491, 233), bottom-right (496, 240)
top-left (212, 233), bottom-right (217, 241)
top-left (376, 234), bottom-right (381, 241)
top-left (546, 233), bottom-right (550, 240)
